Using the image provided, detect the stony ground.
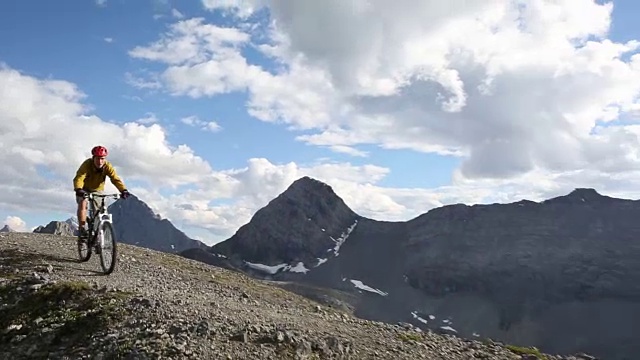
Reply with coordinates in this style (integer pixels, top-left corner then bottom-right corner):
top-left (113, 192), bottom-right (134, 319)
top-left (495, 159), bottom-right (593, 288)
top-left (0, 232), bottom-right (597, 360)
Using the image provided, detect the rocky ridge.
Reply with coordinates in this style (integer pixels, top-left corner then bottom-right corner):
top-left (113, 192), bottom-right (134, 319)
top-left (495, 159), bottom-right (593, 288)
top-left (0, 232), bottom-right (590, 360)
top-left (182, 177), bottom-right (637, 360)
top-left (33, 221), bottom-right (76, 236)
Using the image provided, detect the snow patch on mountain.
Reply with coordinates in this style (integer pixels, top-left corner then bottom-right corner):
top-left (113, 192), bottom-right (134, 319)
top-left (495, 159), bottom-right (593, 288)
top-left (411, 311), bottom-right (429, 325)
top-left (244, 260), bottom-right (310, 275)
top-left (344, 278), bottom-right (388, 296)
top-left (328, 219), bottom-right (358, 256)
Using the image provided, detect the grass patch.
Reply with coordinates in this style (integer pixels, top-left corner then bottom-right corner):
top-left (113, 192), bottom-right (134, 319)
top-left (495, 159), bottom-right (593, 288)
top-left (0, 278), bottom-right (133, 357)
top-left (505, 344), bottom-right (547, 359)
top-left (398, 332), bottom-right (422, 343)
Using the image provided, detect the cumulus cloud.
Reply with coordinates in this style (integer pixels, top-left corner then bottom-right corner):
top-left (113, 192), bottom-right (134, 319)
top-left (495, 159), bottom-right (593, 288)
top-left (3, 216), bottom-right (27, 232)
top-left (0, 63), bottom-right (214, 212)
top-left (128, 18), bottom-right (249, 65)
top-left (128, 16), bottom-right (339, 130)
top-left (151, 0), bottom-right (640, 181)
top-left (180, 115), bottom-right (222, 132)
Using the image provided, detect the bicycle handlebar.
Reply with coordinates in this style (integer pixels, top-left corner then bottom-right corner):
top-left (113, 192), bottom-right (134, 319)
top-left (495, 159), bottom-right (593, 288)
top-left (82, 192), bottom-right (121, 199)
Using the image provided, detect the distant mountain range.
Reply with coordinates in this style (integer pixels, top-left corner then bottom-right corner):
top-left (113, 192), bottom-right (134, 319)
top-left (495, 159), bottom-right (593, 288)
top-left (179, 176), bottom-right (640, 360)
top-left (33, 194), bottom-right (207, 254)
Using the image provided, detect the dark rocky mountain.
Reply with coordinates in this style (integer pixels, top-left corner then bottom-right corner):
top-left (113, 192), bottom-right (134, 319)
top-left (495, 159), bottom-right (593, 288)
top-left (180, 177), bottom-right (640, 360)
top-left (33, 221), bottom-right (75, 236)
top-left (211, 176), bottom-right (359, 268)
top-left (64, 217), bottom-right (79, 236)
top-left (108, 194), bottom-right (208, 254)
top-left (0, 225), bottom-right (15, 233)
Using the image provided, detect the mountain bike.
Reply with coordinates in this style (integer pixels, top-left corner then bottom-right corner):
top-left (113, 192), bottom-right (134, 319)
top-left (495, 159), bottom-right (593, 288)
top-left (77, 192), bottom-right (120, 275)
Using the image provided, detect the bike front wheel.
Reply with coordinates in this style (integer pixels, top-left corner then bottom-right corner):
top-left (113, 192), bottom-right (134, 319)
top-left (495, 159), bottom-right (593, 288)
top-left (99, 222), bottom-right (118, 274)
top-left (77, 237), bottom-right (91, 262)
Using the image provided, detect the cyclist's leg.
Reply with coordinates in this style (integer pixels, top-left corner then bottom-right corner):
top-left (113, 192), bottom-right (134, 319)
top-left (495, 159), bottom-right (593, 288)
top-left (76, 195), bottom-right (88, 236)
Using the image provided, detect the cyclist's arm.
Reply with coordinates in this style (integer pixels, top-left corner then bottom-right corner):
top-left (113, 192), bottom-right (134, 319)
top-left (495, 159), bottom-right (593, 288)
top-left (104, 162), bottom-right (127, 193)
top-left (72, 160), bottom-right (90, 190)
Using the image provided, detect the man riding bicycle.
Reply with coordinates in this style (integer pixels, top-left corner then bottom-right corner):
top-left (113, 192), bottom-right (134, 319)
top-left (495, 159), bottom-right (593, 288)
top-left (73, 145), bottom-right (130, 237)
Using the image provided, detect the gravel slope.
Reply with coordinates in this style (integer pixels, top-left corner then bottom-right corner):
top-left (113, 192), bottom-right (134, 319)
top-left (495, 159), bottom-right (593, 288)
top-left (0, 232), bottom-right (595, 360)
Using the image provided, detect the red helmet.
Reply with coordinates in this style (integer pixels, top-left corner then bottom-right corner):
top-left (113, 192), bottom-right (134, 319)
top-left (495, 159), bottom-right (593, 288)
top-left (91, 145), bottom-right (108, 157)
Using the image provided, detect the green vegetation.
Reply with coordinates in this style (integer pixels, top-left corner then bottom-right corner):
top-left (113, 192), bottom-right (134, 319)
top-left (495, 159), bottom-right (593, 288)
top-left (398, 332), bottom-right (422, 343)
top-left (505, 344), bottom-right (548, 359)
top-left (0, 278), bottom-right (133, 356)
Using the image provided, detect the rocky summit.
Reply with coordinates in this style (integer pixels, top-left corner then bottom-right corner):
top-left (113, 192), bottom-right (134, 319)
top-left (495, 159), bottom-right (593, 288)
top-left (181, 176), bottom-right (640, 360)
top-left (211, 176), bottom-right (360, 270)
top-left (0, 232), bottom-right (589, 360)
top-left (33, 221), bottom-right (76, 236)
top-left (0, 225), bottom-right (15, 233)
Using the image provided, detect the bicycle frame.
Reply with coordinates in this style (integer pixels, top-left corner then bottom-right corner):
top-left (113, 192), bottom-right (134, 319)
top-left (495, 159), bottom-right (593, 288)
top-left (85, 193), bottom-right (119, 245)
top-left (78, 191), bottom-right (121, 274)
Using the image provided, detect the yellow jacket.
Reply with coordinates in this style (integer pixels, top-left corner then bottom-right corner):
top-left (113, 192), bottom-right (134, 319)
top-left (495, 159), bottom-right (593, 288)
top-left (73, 158), bottom-right (127, 192)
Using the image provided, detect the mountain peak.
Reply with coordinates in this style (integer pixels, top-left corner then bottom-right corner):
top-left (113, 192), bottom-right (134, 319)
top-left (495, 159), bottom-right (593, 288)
top-left (544, 187), bottom-right (610, 205)
top-left (0, 224), bottom-right (15, 233)
top-left (567, 187), bottom-right (601, 198)
top-left (210, 177), bottom-right (359, 267)
top-left (32, 221), bottom-right (75, 236)
top-left (289, 175), bottom-right (331, 188)
top-left (109, 194), bottom-right (163, 220)
top-left (283, 176), bottom-right (338, 199)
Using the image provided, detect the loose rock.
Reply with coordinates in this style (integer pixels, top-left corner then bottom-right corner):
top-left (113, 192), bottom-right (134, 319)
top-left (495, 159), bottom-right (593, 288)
top-left (0, 233), bottom-right (594, 360)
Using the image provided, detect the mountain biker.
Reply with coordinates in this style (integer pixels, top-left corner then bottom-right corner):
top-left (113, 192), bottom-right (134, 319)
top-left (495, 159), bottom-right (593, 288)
top-left (73, 145), bottom-right (130, 237)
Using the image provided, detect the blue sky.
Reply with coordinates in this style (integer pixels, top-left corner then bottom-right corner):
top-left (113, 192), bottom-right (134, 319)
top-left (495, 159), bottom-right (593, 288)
top-left (1, 0), bottom-right (640, 244)
top-left (0, 0), bottom-right (455, 189)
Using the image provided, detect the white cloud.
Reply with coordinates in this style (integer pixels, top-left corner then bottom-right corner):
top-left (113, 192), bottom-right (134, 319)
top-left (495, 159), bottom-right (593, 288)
top-left (172, 9), bottom-right (184, 19)
top-left (180, 115), bottom-right (222, 132)
top-left (124, 72), bottom-right (162, 90)
top-left (134, 112), bottom-right (160, 125)
top-left (136, 0), bottom-right (640, 180)
top-left (0, 63), bottom-right (214, 214)
top-left (201, 0), bottom-right (261, 18)
top-left (128, 18), bottom-right (249, 65)
top-left (104, 37), bottom-right (114, 43)
top-left (128, 17), bottom-right (338, 130)
top-left (3, 216), bottom-right (27, 232)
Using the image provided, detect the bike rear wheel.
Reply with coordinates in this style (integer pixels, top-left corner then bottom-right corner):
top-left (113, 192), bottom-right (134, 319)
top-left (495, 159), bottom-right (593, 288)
top-left (99, 222), bottom-right (117, 274)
